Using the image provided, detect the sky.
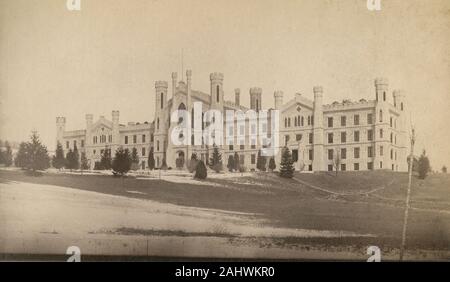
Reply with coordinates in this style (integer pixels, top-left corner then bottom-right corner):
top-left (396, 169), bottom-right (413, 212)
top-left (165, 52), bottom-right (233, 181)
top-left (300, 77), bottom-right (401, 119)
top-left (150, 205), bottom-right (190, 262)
top-left (0, 0), bottom-right (449, 169)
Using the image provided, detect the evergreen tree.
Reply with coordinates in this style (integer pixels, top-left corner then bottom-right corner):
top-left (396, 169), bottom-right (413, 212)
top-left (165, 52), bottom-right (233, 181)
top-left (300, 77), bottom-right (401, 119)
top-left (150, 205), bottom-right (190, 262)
top-left (147, 146), bottom-right (155, 170)
top-left (188, 153), bottom-right (199, 173)
top-left (15, 132), bottom-right (50, 172)
top-left (268, 157), bottom-right (276, 172)
top-left (80, 152), bottom-right (89, 170)
top-left (65, 149), bottom-right (75, 171)
top-left (233, 152), bottom-right (240, 171)
top-left (52, 142), bottom-right (65, 169)
top-left (279, 147), bottom-right (295, 178)
top-left (194, 160), bottom-right (207, 179)
top-left (72, 144), bottom-right (80, 170)
top-left (209, 144), bottom-right (222, 172)
top-left (256, 150), bottom-right (267, 171)
top-left (3, 141), bottom-right (13, 167)
top-left (100, 147), bottom-right (112, 170)
top-left (418, 150), bottom-right (431, 179)
top-left (112, 147), bottom-right (132, 176)
top-left (15, 142), bottom-right (30, 169)
top-left (131, 147), bottom-right (139, 170)
top-left (227, 155), bottom-right (235, 172)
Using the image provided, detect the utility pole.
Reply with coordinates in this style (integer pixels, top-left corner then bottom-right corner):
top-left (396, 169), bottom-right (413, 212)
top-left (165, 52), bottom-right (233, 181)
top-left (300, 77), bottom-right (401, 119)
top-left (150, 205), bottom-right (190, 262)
top-left (400, 127), bottom-right (415, 261)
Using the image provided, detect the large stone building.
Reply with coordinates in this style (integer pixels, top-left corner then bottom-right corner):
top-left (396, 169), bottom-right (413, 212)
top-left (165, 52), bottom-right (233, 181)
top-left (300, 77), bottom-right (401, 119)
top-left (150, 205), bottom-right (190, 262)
top-left (56, 71), bottom-right (408, 172)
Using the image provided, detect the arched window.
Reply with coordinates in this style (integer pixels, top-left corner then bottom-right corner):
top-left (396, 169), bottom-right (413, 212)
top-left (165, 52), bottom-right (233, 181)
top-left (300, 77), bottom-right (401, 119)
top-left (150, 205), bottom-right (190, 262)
top-left (383, 91), bottom-right (386, 101)
top-left (157, 118), bottom-right (160, 130)
top-left (160, 92), bottom-right (164, 109)
top-left (379, 110), bottom-right (383, 122)
top-left (216, 85), bottom-right (220, 103)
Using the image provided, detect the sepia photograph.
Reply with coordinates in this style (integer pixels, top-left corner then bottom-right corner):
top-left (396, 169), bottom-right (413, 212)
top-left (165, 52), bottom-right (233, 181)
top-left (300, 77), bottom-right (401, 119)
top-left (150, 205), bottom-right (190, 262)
top-left (0, 0), bottom-right (449, 270)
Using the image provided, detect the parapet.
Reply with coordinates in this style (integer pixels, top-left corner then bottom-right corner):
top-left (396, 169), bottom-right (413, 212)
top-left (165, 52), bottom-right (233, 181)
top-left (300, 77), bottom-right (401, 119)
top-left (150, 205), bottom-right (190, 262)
top-left (313, 86), bottom-right (323, 97)
top-left (210, 72), bottom-right (224, 81)
top-left (56, 117), bottom-right (66, 124)
top-left (250, 87), bottom-right (262, 95)
top-left (274, 90), bottom-right (284, 98)
top-left (155, 81), bottom-right (168, 88)
top-left (375, 77), bottom-right (389, 86)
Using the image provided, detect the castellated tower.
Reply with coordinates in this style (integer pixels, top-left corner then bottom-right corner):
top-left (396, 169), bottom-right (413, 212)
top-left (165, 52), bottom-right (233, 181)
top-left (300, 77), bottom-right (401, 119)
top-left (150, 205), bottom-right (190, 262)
top-left (393, 90), bottom-right (408, 171)
top-left (375, 77), bottom-right (389, 103)
top-left (171, 72), bottom-right (177, 98)
top-left (274, 91), bottom-right (283, 110)
top-left (56, 117), bottom-right (66, 146)
top-left (111, 110), bottom-right (120, 154)
top-left (312, 86), bottom-right (324, 171)
top-left (186, 70), bottom-right (192, 112)
top-left (374, 77), bottom-right (391, 170)
top-left (210, 72), bottom-right (224, 111)
top-left (250, 87), bottom-right (262, 112)
top-left (84, 114), bottom-right (93, 159)
top-left (235, 88), bottom-right (240, 106)
top-left (154, 81), bottom-right (168, 160)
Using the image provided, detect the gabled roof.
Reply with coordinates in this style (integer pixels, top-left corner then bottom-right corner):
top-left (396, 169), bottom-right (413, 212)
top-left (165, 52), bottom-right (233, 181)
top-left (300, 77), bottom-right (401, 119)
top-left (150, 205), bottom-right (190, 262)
top-left (282, 94), bottom-right (314, 113)
top-left (91, 117), bottom-right (113, 131)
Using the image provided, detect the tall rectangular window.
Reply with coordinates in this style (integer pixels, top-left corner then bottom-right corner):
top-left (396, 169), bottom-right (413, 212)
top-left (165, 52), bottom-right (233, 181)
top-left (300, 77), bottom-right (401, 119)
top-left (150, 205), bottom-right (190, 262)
top-left (367, 113), bottom-right (373, 125)
top-left (354, 114), bottom-right (360, 125)
top-left (251, 154), bottom-right (256, 164)
top-left (133, 135), bottom-right (137, 144)
top-left (309, 133), bottom-right (313, 144)
top-left (309, 149), bottom-right (313, 161)
top-left (328, 149), bottom-right (334, 160)
top-left (341, 132), bottom-right (347, 143)
top-left (125, 136), bottom-right (128, 144)
top-left (341, 148), bottom-right (347, 159)
top-left (341, 116), bottom-right (346, 127)
top-left (368, 130), bottom-right (373, 141)
top-left (328, 117), bottom-right (333, 128)
top-left (328, 133), bottom-right (334, 144)
top-left (81, 140), bottom-right (84, 147)
top-left (142, 147), bottom-right (146, 156)
top-left (354, 131), bottom-right (360, 142)
top-left (354, 147), bottom-right (360, 159)
top-left (380, 145), bottom-right (384, 156)
top-left (368, 146), bottom-right (373, 158)
top-left (354, 163), bottom-right (360, 171)
top-left (142, 135), bottom-right (146, 143)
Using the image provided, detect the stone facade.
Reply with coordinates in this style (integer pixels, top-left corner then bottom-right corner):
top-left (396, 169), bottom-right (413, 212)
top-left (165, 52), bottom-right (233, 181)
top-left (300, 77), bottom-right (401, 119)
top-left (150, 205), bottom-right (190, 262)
top-left (56, 72), bottom-right (408, 172)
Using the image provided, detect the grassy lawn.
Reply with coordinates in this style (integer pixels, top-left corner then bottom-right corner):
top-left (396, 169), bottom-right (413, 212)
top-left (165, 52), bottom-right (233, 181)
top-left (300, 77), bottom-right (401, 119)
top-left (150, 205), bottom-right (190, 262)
top-left (1, 169), bottom-right (449, 251)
